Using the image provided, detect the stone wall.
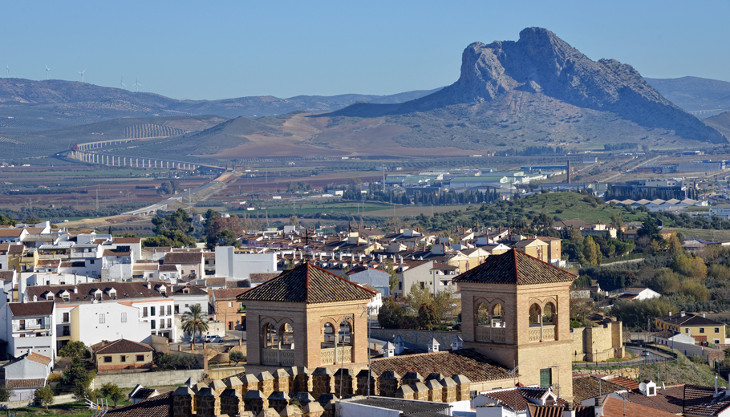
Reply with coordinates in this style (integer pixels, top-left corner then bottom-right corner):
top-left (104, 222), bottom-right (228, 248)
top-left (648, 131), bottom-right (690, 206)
top-left (93, 369), bottom-right (209, 388)
top-left (166, 365), bottom-right (474, 417)
top-left (570, 320), bottom-right (624, 362)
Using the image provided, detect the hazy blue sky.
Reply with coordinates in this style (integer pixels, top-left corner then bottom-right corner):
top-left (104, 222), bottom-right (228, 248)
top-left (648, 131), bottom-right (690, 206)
top-left (4, 1), bottom-right (729, 100)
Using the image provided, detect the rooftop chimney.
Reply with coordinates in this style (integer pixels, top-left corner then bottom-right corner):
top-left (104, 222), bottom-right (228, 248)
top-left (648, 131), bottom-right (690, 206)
top-left (563, 402), bottom-right (575, 417)
top-left (680, 311), bottom-right (686, 317)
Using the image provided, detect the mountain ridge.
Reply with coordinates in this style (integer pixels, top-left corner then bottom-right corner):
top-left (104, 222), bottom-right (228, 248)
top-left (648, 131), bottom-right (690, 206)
top-left (332, 27), bottom-right (724, 144)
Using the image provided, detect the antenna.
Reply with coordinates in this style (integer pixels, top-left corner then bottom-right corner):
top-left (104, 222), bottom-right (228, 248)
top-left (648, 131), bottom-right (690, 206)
top-left (78, 69), bottom-right (86, 82)
top-left (45, 65), bottom-right (51, 80)
top-left (133, 78), bottom-right (142, 93)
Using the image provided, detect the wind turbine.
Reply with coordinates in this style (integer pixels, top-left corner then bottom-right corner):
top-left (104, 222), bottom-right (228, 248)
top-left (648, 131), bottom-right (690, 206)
top-left (133, 78), bottom-right (141, 93)
top-left (120, 76), bottom-right (126, 89)
top-left (78, 69), bottom-right (86, 82)
top-left (5, 65), bottom-right (8, 77)
top-left (45, 65), bottom-right (51, 80)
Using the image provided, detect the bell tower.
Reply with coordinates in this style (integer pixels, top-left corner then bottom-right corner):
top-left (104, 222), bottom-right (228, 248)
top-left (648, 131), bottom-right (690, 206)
top-left (455, 249), bottom-right (575, 399)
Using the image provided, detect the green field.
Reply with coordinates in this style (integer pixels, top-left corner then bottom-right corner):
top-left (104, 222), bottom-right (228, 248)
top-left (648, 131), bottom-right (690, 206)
top-left (666, 227), bottom-right (730, 242)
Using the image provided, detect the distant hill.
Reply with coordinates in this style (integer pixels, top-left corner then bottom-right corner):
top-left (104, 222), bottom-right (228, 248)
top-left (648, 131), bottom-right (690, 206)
top-left (646, 76), bottom-right (730, 118)
top-left (153, 28), bottom-right (728, 160)
top-left (331, 27), bottom-right (724, 145)
top-left (705, 111), bottom-right (730, 138)
top-left (0, 78), bottom-right (438, 132)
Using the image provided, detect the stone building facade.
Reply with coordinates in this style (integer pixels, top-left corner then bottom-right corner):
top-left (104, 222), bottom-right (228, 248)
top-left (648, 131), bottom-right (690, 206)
top-left (456, 249), bottom-right (576, 400)
top-left (238, 263), bottom-right (374, 369)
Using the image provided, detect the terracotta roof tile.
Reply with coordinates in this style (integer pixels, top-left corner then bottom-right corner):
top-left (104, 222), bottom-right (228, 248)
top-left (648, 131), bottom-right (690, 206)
top-left (482, 387), bottom-right (565, 412)
top-left (572, 376), bottom-right (626, 404)
top-left (93, 339), bottom-right (154, 354)
top-left (6, 378), bottom-right (46, 389)
top-left (213, 288), bottom-right (248, 300)
top-left (454, 249), bottom-right (574, 285)
top-left (105, 392), bottom-right (171, 417)
top-left (623, 385), bottom-right (685, 414)
top-left (603, 395), bottom-right (678, 417)
top-left (26, 352), bottom-right (52, 365)
top-left (683, 385), bottom-right (730, 416)
top-left (371, 349), bottom-right (511, 383)
top-left (238, 263), bottom-right (374, 304)
top-left (8, 301), bottom-right (54, 316)
top-left (164, 252), bottom-right (203, 264)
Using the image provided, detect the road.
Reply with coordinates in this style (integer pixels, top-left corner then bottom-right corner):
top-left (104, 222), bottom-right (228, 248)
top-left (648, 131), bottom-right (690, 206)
top-left (600, 155), bottom-right (662, 183)
top-left (124, 171), bottom-right (240, 215)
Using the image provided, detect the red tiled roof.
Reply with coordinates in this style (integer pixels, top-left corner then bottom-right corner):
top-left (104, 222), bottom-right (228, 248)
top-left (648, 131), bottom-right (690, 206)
top-left (603, 395), bottom-right (678, 417)
top-left (683, 385), bottom-right (730, 416)
top-left (105, 392), bottom-right (171, 417)
top-left (454, 249), bottom-right (575, 285)
top-left (6, 378), bottom-right (46, 389)
top-left (26, 352), bottom-right (52, 365)
top-left (238, 262), bottom-right (375, 304)
top-left (8, 301), bottom-right (54, 316)
top-left (164, 252), bottom-right (203, 264)
top-left (605, 376), bottom-right (640, 390)
top-left (93, 339), bottom-right (154, 354)
top-left (114, 237), bottom-right (142, 244)
top-left (482, 387), bottom-right (565, 412)
top-left (213, 288), bottom-right (248, 301)
top-left (26, 282), bottom-right (167, 303)
top-left (371, 349), bottom-right (511, 383)
top-left (623, 385), bottom-right (685, 414)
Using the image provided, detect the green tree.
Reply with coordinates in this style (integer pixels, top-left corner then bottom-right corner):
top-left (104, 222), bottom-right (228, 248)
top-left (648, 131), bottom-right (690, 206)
top-left (0, 214), bottom-right (15, 226)
top-left (680, 280), bottom-right (711, 302)
top-left (59, 341), bottom-right (89, 359)
top-left (378, 297), bottom-right (405, 329)
top-left (229, 350), bottom-right (245, 364)
top-left (0, 385), bottom-right (12, 402)
top-left (671, 253), bottom-right (707, 279)
top-left (417, 303), bottom-right (439, 330)
top-left (182, 304), bottom-right (209, 351)
top-left (145, 208), bottom-right (196, 248)
top-left (100, 383), bottom-right (125, 407)
top-left (34, 385), bottom-right (54, 410)
top-left (385, 262), bottom-right (399, 295)
top-left (63, 358), bottom-right (96, 399)
top-left (582, 236), bottom-right (601, 265)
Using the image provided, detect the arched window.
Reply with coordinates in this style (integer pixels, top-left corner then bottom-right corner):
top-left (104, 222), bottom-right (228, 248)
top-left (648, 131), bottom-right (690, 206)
top-left (322, 322), bottom-right (336, 348)
top-left (543, 302), bottom-right (556, 325)
top-left (529, 304), bottom-right (542, 326)
top-left (339, 321), bottom-right (352, 346)
top-left (262, 323), bottom-right (279, 348)
top-left (476, 303), bottom-right (490, 325)
top-left (492, 304), bottom-right (504, 327)
top-left (279, 322), bottom-right (294, 349)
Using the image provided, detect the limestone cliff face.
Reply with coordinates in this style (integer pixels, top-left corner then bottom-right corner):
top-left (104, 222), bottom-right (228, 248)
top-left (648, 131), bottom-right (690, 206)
top-left (336, 27), bottom-right (725, 143)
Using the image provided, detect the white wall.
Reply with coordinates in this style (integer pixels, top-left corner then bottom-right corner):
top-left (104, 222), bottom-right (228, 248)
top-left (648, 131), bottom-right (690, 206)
top-left (71, 302), bottom-right (151, 346)
top-left (215, 247), bottom-right (277, 280)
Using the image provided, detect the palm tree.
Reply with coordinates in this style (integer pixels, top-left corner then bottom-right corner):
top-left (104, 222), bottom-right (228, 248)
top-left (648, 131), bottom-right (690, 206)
top-left (182, 304), bottom-right (209, 351)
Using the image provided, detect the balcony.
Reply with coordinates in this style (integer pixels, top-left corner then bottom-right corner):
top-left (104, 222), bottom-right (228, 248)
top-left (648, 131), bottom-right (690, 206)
top-left (529, 324), bottom-right (556, 342)
top-left (320, 346), bottom-right (352, 365)
top-left (475, 326), bottom-right (507, 343)
top-left (262, 348), bottom-right (297, 366)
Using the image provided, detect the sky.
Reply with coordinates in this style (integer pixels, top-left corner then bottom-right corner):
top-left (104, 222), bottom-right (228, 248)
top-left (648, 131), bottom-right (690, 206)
top-left (3, 1), bottom-right (729, 100)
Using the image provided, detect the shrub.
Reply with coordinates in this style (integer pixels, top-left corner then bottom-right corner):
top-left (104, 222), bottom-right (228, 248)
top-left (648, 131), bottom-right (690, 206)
top-left (154, 353), bottom-right (198, 370)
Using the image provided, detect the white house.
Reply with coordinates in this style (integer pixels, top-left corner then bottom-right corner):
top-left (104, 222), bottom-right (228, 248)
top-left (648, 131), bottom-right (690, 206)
top-left (171, 284), bottom-right (209, 315)
top-left (70, 302), bottom-right (152, 346)
top-left (1, 299), bottom-right (56, 361)
top-left (3, 351), bottom-right (52, 402)
top-left (214, 247), bottom-right (277, 281)
top-left (346, 265), bottom-right (391, 296)
top-left (618, 287), bottom-right (661, 301)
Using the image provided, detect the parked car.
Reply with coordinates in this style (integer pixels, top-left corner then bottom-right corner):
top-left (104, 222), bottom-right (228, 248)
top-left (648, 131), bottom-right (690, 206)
top-left (205, 335), bottom-right (223, 343)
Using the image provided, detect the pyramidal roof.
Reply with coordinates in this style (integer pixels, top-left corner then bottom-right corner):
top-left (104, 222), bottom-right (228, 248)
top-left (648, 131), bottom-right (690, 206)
top-left (454, 249), bottom-right (575, 285)
top-left (237, 262), bottom-right (375, 304)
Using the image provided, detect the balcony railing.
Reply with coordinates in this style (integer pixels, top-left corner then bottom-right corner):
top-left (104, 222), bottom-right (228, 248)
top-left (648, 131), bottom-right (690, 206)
top-left (529, 324), bottom-right (556, 342)
top-left (320, 346), bottom-right (352, 365)
top-left (261, 348), bottom-right (297, 366)
top-left (475, 326), bottom-right (506, 343)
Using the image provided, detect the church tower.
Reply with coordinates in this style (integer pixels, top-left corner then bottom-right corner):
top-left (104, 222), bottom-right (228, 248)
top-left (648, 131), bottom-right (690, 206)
top-left (455, 249), bottom-right (575, 399)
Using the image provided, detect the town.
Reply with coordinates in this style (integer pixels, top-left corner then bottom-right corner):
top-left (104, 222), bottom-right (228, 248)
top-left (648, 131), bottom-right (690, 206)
top-left (0, 191), bottom-right (729, 417)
